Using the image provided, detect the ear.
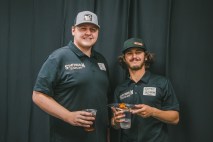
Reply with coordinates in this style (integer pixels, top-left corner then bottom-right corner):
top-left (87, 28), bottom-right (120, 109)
top-left (71, 26), bottom-right (75, 36)
top-left (123, 56), bottom-right (127, 63)
top-left (144, 55), bottom-right (148, 61)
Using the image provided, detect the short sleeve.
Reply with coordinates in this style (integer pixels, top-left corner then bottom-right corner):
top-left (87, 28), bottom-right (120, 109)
top-left (33, 56), bottom-right (58, 96)
top-left (161, 79), bottom-right (180, 111)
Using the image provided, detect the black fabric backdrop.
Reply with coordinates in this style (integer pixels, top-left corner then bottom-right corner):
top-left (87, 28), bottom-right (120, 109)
top-left (0, 0), bottom-right (213, 142)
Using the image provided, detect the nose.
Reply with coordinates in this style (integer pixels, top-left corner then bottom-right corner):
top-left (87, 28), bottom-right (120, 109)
top-left (85, 29), bottom-right (92, 35)
top-left (132, 53), bottom-right (137, 58)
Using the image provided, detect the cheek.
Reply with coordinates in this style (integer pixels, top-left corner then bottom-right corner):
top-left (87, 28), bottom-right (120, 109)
top-left (93, 33), bottom-right (99, 39)
top-left (124, 57), bottom-right (131, 64)
top-left (126, 55), bottom-right (133, 60)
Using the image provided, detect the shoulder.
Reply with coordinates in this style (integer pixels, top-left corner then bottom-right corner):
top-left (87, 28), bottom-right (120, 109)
top-left (50, 46), bottom-right (72, 58)
top-left (93, 50), bottom-right (106, 60)
top-left (114, 79), bottom-right (130, 93)
top-left (42, 46), bottom-right (74, 66)
top-left (149, 72), bottom-right (168, 82)
top-left (148, 72), bottom-right (172, 88)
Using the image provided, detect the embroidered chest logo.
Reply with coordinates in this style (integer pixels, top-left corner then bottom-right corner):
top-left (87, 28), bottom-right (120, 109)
top-left (98, 63), bottom-right (106, 71)
top-left (120, 90), bottom-right (133, 100)
top-left (143, 87), bottom-right (156, 96)
top-left (65, 63), bottom-right (85, 70)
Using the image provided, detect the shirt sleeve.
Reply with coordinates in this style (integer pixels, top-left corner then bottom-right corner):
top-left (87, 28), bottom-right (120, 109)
top-left (161, 79), bottom-right (180, 111)
top-left (33, 56), bottom-right (58, 96)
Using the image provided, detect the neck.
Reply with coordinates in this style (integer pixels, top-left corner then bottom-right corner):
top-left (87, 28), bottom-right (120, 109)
top-left (79, 47), bottom-right (92, 57)
top-left (129, 68), bottom-right (145, 83)
top-left (74, 42), bottom-right (92, 57)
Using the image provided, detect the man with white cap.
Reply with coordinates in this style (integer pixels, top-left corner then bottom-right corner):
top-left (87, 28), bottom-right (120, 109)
top-left (32, 11), bottom-right (110, 142)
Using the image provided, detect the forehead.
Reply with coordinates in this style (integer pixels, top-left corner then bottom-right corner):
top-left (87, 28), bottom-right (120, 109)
top-left (125, 47), bottom-right (144, 53)
top-left (76, 23), bottom-right (99, 29)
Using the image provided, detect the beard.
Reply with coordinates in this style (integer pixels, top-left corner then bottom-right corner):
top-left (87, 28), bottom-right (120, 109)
top-left (130, 65), bottom-right (142, 70)
top-left (128, 64), bottom-right (144, 70)
top-left (126, 59), bottom-right (145, 71)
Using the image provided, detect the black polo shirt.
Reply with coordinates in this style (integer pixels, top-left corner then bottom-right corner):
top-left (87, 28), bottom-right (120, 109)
top-left (33, 41), bottom-right (110, 142)
top-left (114, 71), bottom-right (179, 142)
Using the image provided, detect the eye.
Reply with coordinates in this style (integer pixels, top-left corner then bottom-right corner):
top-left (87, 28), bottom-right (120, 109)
top-left (77, 26), bottom-right (87, 31)
top-left (90, 28), bottom-right (98, 33)
top-left (80, 27), bottom-right (87, 31)
top-left (136, 51), bottom-right (143, 54)
top-left (125, 52), bottom-right (132, 56)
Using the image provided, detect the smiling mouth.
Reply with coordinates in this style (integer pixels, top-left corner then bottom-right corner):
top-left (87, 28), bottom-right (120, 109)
top-left (83, 37), bottom-right (91, 39)
top-left (131, 60), bottom-right (140, 63)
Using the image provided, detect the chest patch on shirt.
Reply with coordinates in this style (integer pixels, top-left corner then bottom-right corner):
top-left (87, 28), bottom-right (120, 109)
top-left (98, 63), bottom-right (106, 71)
top-left (65, 63), bottom-right (85, 70)
top-left (120, 90), bottom-right (133, 100)
top-left (143, 87), bottom-right (156, 96)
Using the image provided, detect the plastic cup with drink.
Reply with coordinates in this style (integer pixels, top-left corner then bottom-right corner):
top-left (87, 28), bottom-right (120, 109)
top-left (119, 109), bottom-right (131, 129)
top-left (83, 109), bottom-right (97, 132)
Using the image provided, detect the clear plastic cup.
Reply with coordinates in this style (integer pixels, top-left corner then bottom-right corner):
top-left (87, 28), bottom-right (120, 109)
top-left (83, 109), bottom-right (97, 131)
top-left (120, 110), bottom-right (131, 129)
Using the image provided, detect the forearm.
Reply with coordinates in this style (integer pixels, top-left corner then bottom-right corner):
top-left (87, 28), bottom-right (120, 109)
top-left (151, 107), bottom-right (179, 124)
top-left (32, 91), bottom-right (70, 122)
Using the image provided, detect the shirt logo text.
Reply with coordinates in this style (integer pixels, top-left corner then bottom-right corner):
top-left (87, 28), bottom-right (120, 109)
top-left (120, 90), bottom-right (133, 100)
top-left (65, 63), bottom-right (85, 70)
top-left (143, 87), bottom-right (156, 96)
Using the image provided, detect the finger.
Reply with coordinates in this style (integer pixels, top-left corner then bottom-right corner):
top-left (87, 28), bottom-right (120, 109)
top-left (77, 121), bottom-right (91, 128)
top-left (81, 111), bottom-right (93, 116)
top-left (114, 117), bottom-right (122, 123)
top-left (131, 109), bottom-right (142, 114)
top-left (115, 107), bottom-right (123, 111)
top-left (81, 111), bottom-right (96, 118)
top-left (72, 119), bottom-right (91, 127)
top-left (116, 113), bottom-right (125, 120)
top-left (134, 104), bottom-right (143, 108)
top-left (81, 119), bottom-right (93, 125)
top-left (79, 114), bottom-right (95, 122)
top-left (77, 117), bottom-right (93, 126)
top-left (111, 107), bottom-right (117, 113)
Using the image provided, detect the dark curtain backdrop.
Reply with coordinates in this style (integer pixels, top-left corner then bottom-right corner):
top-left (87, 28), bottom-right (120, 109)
top-left (1, 0), bottom-right (213, 142)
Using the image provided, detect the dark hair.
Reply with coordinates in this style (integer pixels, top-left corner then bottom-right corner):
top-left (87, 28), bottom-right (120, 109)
top-left (118, 51), bottom-right (155, 70)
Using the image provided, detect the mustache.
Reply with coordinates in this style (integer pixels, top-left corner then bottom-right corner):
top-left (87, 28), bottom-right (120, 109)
top-left (129, 58), bottom-right (141, 62)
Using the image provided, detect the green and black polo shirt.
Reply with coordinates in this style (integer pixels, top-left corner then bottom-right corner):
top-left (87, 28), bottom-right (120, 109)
top-left (34, 41), bottom-right (110, 142)
top-left (114, 71), bottom-right (179, 142)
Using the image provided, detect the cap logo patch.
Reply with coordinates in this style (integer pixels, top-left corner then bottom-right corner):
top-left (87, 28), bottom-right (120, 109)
top-left (134, 42), bottom-right (143, 46)
top-left (84, 14), bottom-right (92, 21)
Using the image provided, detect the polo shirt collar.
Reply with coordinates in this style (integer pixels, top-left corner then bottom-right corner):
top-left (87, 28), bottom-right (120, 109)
top-left (127, 71), bottom-right (151, 85)
top-left (141, 71), bottom-right (151, 83)
top-left (68, 41), bottom-right (96, 58)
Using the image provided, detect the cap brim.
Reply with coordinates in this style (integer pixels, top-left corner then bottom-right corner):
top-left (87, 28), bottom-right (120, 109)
top-left (75, 22), bottom-right (100, 28)
top-left (122, 46), bottom-right (146, 53)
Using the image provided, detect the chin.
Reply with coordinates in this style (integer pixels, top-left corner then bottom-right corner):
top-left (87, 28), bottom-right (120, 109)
top-left (83, 41), bottom-right (95, 46)
top-left (130, 65), bottom-right (142, 70)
